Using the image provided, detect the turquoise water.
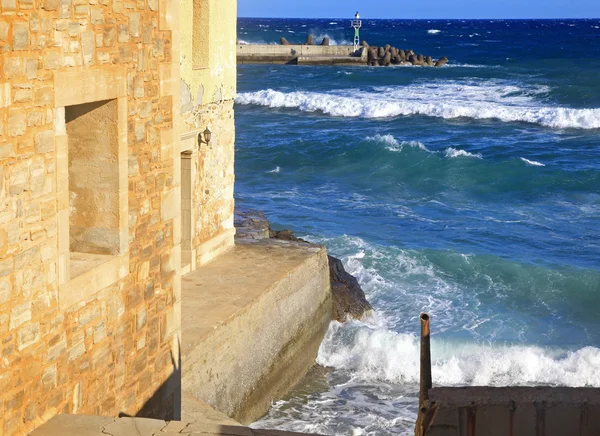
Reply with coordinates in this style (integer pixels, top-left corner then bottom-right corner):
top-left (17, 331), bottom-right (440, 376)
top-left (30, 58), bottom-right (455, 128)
top-left (235, 19), bottom-right (600, 435)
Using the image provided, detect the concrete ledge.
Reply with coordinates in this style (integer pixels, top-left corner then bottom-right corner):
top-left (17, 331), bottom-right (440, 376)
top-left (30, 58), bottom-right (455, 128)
top-left (196, 227), bottom-right (236, 267)
top-left (181, 241), bottom-right (332, 424)
top-left (423, 387), bottom-right (600, 436)
top-left (237, 45), bottom-right (366, 65)
top-left (28, 413), bottom-right (322, 435)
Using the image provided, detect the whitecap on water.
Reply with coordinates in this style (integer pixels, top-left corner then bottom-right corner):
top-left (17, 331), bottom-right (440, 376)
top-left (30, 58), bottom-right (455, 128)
top-left (444, 147), bottom-right (482, 159)
top-left (366, 134), bottom-right (430, 152)
top-left (235, 80), bottom-right (600, 130)
top-left (520, 157), bottom-right (545, 166)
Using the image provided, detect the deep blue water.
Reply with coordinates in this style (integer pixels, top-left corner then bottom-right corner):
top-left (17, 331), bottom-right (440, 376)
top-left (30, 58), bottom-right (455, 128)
top-left (235, 18), bottom-right (600, 435)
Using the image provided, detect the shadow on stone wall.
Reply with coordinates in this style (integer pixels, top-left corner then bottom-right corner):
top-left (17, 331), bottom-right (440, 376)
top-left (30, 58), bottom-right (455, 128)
top-left (119, 338), bottom-right (182, 421)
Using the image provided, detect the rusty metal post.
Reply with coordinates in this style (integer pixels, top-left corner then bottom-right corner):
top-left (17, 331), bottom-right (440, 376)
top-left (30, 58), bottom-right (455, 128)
top-left (420, 312), bottom-right (432, 405)
top-left (416, 313), bottom-right (433, 436)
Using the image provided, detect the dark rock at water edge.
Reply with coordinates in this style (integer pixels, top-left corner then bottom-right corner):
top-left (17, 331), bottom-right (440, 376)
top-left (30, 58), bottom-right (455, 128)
top-left (269, 226), bottom-right (373, 322)
top-left (280, 37), bottom-right (290, 45)
top-left (320, 37), bottom-right (330, 46)
top-left (328, 256), bottom-right (373, 322)
top-left (304, 34), bottom-right (315, 45)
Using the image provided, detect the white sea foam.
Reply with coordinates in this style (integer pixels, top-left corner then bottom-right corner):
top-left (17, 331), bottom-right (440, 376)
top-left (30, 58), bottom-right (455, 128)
top-left (312, 34), bottom-right (352, 46)
top-left (427, 29), bottom-right (441, 34)
top-left (236, 81), bottom-right (600, 130)
top-left (444, 147), bottom-right (482, 159)
top-left (267, 166), bottom-right (281, 173)
top-left (367, 134), bottom-right (429, 152)
top-left (238, 39), bottom-right (249, 45)
top-left (520, 157), bottom-right (546, 167)
top-left (318, 322), bottom-right (600, 387)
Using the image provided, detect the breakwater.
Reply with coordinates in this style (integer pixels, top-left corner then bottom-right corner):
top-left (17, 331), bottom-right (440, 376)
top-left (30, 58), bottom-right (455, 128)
top-left (237, 35), bottom-right (448, 66)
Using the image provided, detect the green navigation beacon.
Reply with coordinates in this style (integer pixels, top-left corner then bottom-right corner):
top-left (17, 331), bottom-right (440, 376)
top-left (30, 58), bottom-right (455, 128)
top-left (352, 11), bottom-right (362, 51)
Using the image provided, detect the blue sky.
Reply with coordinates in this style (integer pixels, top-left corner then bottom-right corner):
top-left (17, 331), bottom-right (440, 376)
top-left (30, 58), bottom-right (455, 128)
top-left (238, 0), bottom-right (600, 19)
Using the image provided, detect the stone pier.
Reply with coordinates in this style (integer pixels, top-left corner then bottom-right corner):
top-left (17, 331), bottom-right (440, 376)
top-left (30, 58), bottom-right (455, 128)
top-left (180, 237), bottom-right (332, 425)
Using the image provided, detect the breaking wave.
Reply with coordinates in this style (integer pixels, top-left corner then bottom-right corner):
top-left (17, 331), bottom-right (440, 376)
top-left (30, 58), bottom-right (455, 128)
top-left (444, 147), bottom-right (482, 158)
top-left (236, 81), bottom-right (600, 130)
top-left (428, 29), bottom-right (441, 34)
top-left (318, 322), bottom-right (600, 387)
top-left (367, 134), bottom-right (429, 152)
top-left (520, 157), bottom-right (546, 166)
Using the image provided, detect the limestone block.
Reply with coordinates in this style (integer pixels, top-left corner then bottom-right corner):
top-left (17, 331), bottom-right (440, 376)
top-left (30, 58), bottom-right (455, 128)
top-left (13, 22), bottom-right (29, 50)
top-left (81, 31), bottom-right (95, 65)
top-left (25, 57), bottom-right (37, 79)
top-left (8, 109), bottom-right (26, 137)
top-left (41, 364), bottom-right (57, 388)
top-left (118, 24), bottom-right (129, 42)
top-left (74, 4), bottom-right (88, 15)
top-left (44, 51), bottom-right (61, 69)
top-left (134, 121), bottom-right (145, 142)
top-left (128, 12), bottom-right (140, 37)
top-left (9, 162), bottom-right (29, 196)
top-left (35, 86), bottom-right (53, 106)
top-left (0, 277), bottom-right (11, 304)
top-left (42, 0), bottom-right (58, 10)
top-left (10, 302), bottom-right (32, 330)
top-left (98, 52), bottom-right (110, 63)
top-left (68, 21), bottom-right (80, 36)
top-left (0, 22), bottom-right (9, 42)
top-left (3, 57), bottom-right (21, 78)
top-left (34, 130), bottom-right (54, 153)
top-left (17, 323), bottom-right (40, 350)
top-left (1, 0), bottom-right (16, 11)
top-left (68, 337), bottom-right (85, 361)
top-left (91, 8), bottom-right (104, 24)
top-left (27, 111), bottom-right (44, 127)
top-left (13, 87), bottom-right (33, 103)
top-left (133, 74), bottom-right (144, 98)
top-left (103, 26), bottom-right (116, 46)
top-left (47, 334), bottom-right (67, 361)
top-left (58, 0), bottom-right (71, 18)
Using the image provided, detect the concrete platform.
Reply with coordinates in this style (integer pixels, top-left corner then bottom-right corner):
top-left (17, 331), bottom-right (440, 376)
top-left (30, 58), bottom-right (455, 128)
top-left (181, 240), bottom-right (332, 425)
top-left (29, 414), bottom-right (320, 436)
top-left (420, 386), bottom-right (600, 436)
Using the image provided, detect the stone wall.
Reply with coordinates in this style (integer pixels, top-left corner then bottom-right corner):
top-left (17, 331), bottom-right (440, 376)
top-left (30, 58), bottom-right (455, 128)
top-left (178, 0), bottom-right (236, 270)
top-left (0, 0), bottom-right (182, 431)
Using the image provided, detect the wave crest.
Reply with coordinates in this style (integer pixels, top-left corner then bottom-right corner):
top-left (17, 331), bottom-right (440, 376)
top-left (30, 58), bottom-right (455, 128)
top-left (236, 83), bottom-right (600, 130)
top-left (520, 157), bottom-right (546, 166)
top-left (318, 322), bottom-right (600, 387)
top-left (445, 147), bottom-right (483, 159)
top-left (367, 134), bottom-right (429, 152)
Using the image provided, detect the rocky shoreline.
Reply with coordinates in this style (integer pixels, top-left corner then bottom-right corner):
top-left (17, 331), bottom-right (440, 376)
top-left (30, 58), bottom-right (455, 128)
top-left (235, 208), bottom-right (373, 322)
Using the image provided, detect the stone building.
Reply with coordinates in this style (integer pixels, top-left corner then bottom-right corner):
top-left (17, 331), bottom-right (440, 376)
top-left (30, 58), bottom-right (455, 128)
top-left (0, 0), bottom-right (331, 433)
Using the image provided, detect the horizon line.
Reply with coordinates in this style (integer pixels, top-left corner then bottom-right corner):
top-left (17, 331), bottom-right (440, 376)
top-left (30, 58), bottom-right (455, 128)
top-left (238, 16), bottom-right (600, 20)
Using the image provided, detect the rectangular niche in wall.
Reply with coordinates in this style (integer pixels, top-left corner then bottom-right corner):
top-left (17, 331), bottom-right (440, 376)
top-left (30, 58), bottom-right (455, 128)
top-left (66, 99), bottom-right (120, 278)
top-left (192, 0), bottom-right (210, 69)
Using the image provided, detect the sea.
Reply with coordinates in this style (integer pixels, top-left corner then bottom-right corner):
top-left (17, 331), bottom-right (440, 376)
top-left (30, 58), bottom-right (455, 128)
top-left (235, 18), bottom-right (600, 435)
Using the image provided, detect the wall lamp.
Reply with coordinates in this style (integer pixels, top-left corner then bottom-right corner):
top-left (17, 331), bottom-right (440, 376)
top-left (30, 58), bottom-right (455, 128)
top-left (198, 127), bottom-right (212, 148)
